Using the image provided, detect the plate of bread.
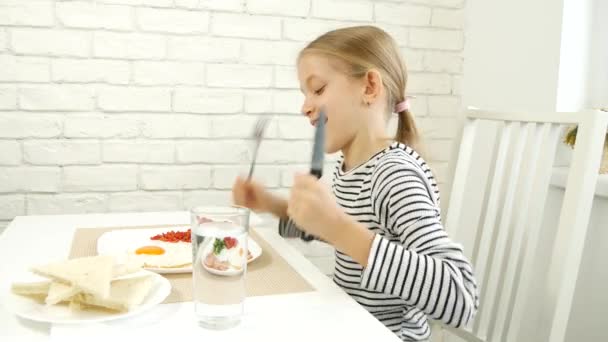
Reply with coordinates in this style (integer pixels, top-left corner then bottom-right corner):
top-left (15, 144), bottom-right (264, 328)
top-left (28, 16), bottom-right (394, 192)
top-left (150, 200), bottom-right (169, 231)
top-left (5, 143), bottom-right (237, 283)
top-left (4, 255), bottom-right (171, 324)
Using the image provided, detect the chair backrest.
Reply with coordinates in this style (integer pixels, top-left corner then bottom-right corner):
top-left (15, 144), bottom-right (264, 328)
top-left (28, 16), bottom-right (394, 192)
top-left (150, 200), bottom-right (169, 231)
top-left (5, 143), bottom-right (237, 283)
top-left (442, 108), bottom-right (608, 342)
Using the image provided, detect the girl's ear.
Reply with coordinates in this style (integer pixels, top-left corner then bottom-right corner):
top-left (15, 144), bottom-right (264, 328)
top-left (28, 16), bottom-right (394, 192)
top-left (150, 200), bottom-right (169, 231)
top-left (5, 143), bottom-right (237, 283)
top-left (363, 69), bottom-right (383, 105)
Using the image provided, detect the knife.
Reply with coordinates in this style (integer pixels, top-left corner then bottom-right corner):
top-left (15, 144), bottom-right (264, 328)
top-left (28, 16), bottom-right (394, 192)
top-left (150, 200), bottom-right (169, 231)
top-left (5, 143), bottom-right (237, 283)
top-left (310, 109), bottom-right (326, 179)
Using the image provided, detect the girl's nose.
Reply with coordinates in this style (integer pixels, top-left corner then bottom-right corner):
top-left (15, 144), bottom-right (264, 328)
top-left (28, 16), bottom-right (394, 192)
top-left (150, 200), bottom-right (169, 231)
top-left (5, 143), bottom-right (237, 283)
top-left (301, 102), bottom-right (314, 118)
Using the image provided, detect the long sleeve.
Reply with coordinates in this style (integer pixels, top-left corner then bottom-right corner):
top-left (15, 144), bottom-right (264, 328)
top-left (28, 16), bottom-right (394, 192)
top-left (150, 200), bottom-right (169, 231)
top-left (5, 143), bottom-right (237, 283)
top-left (361, 161), bottom-right (479, 328)
top-left (278, 217), bottom-right (317, 241)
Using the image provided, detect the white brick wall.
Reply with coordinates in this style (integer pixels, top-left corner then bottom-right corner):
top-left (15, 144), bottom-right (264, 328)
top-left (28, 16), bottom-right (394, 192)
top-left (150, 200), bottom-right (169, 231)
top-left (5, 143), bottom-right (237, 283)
top-left (98, 86), bottom-right (171, 112)
top-left (283, 18), bottom-right (345, 41)
top-left (0, 194), bottom-right (25, 220)
top-left (272, 90), bottom-right (305, 114)
top-left (0, 0), bottom-right (465, 273)
top-left (176, 140), bottom-right (250, 163)
top-left (257, 140), bottom-right (312, 163)
top-left (0, 56), bottom-right (50, 82)
top-left (0, 141), bottom-right (20, 165)
top-left (248, 0), bottom-right (310, 17)
top-left (311, 0), bottom-right (373, 22)
top-left (93, 32), bottom-right (166, 60)
top-left (0, 1), bottom-right (54, 27)
top-left (400, 48), bottom-right (422, 72)
top-left (428, 95), bottom-right (461, 116)
top-left (173, 88), bottom-right (243, 113)
top-left (140, 165), bottom-right (211, 190)
top-left (241, 40), bottom-right (304, 66)
top-left (109, 191), bottom-right (182, 212)
top-left (431, 8), bottom-right (464, 29)
top-left (136, 8), bottom-right (209, 34)
top-left (0, 114), bottom-right (62, 138)
top-left (0, 167), bottom-right (61, 193)
top-left (11, 28), bottom-right (90, 57)
top-left (56, 2), bottom-right (132, 31)
top-left (423, 51), bottom-right (463, 73)
top-left (374, 3), bottom-right (431, 26)
top-left (0, 29), bottom-right (7, 51)
top-left (408, 73), bottom-right (452, 94)
top-left (210, 115), bottom-right (279, 138)
top-left (27, 194), bottom-right (108, 215)
top-left (427, 139), bottom-right (455, 162)
top-left (133, 61), bottom-right (206, 85)
top-left (211, 13), bottom-right (281, 39)
top-left (19, 85), bottom-right (96, 111)
top-left (182, 189), bottom-right (232, 209)
top-left (206, 64), bottom-right (273, 88)
top-left (417, 117), bottom-right (459, 139)
top-left (52, 59), bottom-right (130, 84)
top-left (409, 28), bottom-right (464, 50)
top-left (244, 90), bottom-right (273, 113)
top-left (174, 0), bottom-right (244, 12)
top-left (167, 36), bottom-right (240, 62)
top-left (274, 66), bottom-right (298, 89)
top-left (65, 115), bottom-right (140, 138)
top-left (0, 87), bottom-right (17, 110)
top-left (141, 115), bottom-right (211, 138)
top-left (103, 140), bottom-right (175, 163)
top-left (63, 166), bottom-right (138, 192)
top-left (23, 140), bottom-right (101, 165)
top-left (213, 165), bottom-right (282, 189)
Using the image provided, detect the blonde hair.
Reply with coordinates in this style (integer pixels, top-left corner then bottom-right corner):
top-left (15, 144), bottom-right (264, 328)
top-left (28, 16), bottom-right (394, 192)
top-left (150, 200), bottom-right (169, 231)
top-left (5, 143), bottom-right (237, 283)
top-left (299, 25), bottom-right (419, 147)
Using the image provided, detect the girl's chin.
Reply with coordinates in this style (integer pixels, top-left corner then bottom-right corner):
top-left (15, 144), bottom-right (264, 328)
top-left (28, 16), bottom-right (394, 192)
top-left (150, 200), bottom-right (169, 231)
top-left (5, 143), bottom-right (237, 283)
top-left (326, 147), bottom-right (340, 154)
top-left (325, 139), bottom-right (343, 154)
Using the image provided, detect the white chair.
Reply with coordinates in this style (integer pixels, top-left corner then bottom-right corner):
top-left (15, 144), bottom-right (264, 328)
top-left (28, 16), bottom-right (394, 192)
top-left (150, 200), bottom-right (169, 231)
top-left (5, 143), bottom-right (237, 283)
top-left (433, 108), bottom-right (608, 342)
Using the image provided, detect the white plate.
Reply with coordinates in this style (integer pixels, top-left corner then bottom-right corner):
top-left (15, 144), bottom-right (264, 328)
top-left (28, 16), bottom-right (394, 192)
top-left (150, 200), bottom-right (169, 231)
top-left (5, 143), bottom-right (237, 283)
top-left (3, 270), bottom-right (171, 324)
top-left (97, 228), bottom-right (262, 274)
top-left (97, 227), bottom-right (194, 274)
top-left (201, 237), bottom-right (263, 276)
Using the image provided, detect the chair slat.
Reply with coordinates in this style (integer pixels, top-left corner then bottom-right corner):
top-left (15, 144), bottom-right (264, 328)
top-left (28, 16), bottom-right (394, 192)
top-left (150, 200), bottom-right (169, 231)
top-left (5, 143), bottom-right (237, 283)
top-left (475, 122), bottom-right (530, 337)
top-left (546, 113), bottom-right (608, 341)
top-left (445, 118), bottom-right (479, 236)
top-left (470, 121), bottom-right (514, 335)
top-left (491, 122), bottom-right (548, 341)
top-left (467, 108), bottom-right (582, 124)
top-left (504, 123), bottom-right (561, 341)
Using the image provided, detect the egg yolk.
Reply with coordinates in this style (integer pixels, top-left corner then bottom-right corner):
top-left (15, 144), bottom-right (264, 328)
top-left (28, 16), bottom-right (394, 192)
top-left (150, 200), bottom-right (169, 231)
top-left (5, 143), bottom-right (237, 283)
top-left (135, 245), bottom-right (165, 255)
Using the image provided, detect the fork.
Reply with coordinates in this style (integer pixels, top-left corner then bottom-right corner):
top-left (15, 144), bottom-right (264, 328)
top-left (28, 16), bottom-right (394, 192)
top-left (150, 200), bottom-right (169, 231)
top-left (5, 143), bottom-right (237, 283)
top-left (247, 117), bottom-right (270, 179)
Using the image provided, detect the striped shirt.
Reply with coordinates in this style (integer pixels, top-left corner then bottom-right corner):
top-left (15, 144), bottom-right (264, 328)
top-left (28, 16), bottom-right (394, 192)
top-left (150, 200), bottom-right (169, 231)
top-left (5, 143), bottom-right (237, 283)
top-left (279, 142), bottom-right (479, 341)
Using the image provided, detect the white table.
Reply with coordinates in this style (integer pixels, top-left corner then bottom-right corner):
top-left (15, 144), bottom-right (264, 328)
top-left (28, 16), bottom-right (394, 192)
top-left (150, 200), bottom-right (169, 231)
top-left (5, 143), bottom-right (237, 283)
top-left (0, 211), bottom-right (400, 342)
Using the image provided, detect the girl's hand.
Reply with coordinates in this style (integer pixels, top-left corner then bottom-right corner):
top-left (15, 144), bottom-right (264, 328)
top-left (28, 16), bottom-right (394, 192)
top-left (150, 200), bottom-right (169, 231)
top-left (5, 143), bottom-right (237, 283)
top-left (232, 177), bottom-right (268, 212)
top-left (288, 173), bottom-right (375, 265)
top-left (287, 173), bottom-right (346, 243)
top-left (232, 177), bottom-right (288, 218)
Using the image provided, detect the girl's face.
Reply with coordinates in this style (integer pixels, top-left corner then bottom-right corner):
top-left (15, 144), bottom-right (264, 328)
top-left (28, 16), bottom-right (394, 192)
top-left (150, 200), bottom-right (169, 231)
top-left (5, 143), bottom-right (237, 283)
top-left (297, 54), bottom-right (369, 154)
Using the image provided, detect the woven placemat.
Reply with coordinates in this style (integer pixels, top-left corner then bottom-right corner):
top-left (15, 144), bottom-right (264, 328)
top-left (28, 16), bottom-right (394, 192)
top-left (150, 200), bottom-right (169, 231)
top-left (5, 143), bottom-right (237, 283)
top-left (69, 225), bottom-right (314, 304)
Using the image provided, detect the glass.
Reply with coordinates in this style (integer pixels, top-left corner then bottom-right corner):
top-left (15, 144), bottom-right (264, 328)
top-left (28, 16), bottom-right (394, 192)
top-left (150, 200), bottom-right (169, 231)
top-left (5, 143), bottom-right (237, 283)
top-left (190, 205), bottom-right (249, 329)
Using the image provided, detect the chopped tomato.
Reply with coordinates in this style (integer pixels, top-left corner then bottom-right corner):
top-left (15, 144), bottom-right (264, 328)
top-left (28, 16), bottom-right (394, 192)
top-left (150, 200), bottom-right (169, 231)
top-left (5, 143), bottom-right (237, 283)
top-left (223, 236), bottom-right (237, 249)
top-left (150, 229), bottom-right (191, 243)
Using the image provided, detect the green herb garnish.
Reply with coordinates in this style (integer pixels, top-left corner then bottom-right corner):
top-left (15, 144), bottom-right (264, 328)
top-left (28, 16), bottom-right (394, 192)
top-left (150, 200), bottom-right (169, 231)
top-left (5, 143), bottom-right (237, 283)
top-left (213, 238), bottom-right (225, 255)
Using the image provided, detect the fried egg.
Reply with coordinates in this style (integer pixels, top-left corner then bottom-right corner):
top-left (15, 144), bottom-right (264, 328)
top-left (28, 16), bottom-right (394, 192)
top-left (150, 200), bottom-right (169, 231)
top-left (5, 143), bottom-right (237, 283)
top-left (128, 240), bottom-right (191, 268)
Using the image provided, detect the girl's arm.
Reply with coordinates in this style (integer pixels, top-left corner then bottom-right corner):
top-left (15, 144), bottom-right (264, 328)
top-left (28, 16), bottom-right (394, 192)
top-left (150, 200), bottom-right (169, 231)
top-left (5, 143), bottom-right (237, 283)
top-left (278, 217), bottom-right (318, 241)
top-left (338, 162), bottom-right (479, 329)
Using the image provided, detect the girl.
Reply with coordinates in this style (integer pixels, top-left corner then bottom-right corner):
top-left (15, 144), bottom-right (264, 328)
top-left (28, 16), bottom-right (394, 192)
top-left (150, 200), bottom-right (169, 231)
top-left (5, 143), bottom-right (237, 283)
top-left (233, 26), bottom-right (478, 341)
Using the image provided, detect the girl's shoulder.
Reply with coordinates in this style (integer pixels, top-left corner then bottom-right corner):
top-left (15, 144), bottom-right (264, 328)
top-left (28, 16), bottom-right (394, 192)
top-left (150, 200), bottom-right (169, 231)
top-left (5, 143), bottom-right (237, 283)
top-left (373, 142), bottom-right (441, 206)
top-left (375, 142), bottom-right (429, 173)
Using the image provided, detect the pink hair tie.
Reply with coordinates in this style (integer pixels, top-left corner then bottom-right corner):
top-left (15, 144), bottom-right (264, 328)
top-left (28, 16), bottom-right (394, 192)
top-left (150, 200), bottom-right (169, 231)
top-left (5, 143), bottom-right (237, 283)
top-left (394, 98), bottom-right (411, 113)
